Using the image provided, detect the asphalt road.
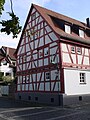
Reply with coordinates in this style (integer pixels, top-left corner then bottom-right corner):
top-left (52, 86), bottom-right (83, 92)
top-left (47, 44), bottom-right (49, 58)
top-left (0, 97), bottom-right (90, 120)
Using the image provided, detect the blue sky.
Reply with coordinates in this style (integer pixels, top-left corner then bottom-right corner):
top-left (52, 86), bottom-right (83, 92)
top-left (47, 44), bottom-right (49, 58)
top-left (0, 0), bottom-right (90, 48)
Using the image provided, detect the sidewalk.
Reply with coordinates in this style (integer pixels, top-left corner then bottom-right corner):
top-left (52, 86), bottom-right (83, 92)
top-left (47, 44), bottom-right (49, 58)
top-left (0, 96), bottom-right (44, 109)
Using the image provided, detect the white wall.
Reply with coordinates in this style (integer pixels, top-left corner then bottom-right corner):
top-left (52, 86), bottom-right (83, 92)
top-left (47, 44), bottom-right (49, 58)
top-left (0, 64), bottom-right (14, 78)
top-left (64, 68), bottom-right (90, 95)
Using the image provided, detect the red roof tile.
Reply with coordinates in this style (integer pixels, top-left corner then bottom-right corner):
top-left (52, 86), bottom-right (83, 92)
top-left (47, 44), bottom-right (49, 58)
top-left (15, 4), bottom-right (90, 54)
top-left (2, 46), bottom-right (16, 60)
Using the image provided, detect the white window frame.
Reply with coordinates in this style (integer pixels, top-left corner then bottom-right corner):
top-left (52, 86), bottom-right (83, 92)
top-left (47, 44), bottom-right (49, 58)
top-left (77, 47), bottom-right (82, 54)
top-left (79, 29), bottom-right (84, 38)
top-left (46, 72), bottom-right (50, 81)
top-left (79, 73), bottom-right (86, 84)
top-left (65, 24), bottom-right (71, 34)
top-left (71, 46), bottom-right (75, 53)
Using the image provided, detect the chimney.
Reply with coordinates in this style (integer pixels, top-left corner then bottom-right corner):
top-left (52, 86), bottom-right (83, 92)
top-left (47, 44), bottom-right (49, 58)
top-left (86, 18), bottom-right (90, 27)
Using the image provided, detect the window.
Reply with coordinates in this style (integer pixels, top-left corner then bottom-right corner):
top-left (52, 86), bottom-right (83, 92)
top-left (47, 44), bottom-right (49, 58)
top-left (6, 73), bottom-right (11, 76)
top-left (2, 60), bottom-right (7, 65)
top-left (26, 75), bottom-right (29, 83)
top-left (19, 56), bottom-right (22, 63)
top-left (71, 46), bottom-right (82, 54)
top-left (51, 98), bottom-right (54, 103)
top-left (35, 97), bottom-right (38, 101)
top-left (12, 62), bottom-right (16, 66)
top-left (71, 46), bottom-right (75, 53)
top-left (44, 47), bottom-right (49, 56)
top-left (77, 47), bottom-right (82, 54)
top-left (80, 73), bottom-right (86, 84)
top-left (23, 55), bottom-right (26, 62)
top-left (0, 72), bottom-right (4, 80)
top-left (46, 72), bottom-right (50, 80)
top-left (72, 25), bottom-right (79, 35)
top-left (79, 29), bottom-right (84, 38)
top-left (28, 96), bottom-right (31, 100)
top-left (39, 49), bottom-right (43, 58)
top-left (65, 25), bottom-right (71, 34)
top-left (23, 76), bottom-right (26, 83)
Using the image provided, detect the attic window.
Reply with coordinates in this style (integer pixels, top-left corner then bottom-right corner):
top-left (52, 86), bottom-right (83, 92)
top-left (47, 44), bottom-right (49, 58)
top-left (86, 29), bottom-right (90, 37)
top-left (72, 25), bottom-right (79, 35)
top-left (65, 25), bottom-right (71, 34)
top-left (50, 16), bottom-right (64, 30)
top-left (79, 29), bottom-right (84, 38)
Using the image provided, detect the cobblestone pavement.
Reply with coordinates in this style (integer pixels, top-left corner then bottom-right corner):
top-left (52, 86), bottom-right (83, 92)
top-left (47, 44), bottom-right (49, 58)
top-left (0, 97), bottom-right (90, 120)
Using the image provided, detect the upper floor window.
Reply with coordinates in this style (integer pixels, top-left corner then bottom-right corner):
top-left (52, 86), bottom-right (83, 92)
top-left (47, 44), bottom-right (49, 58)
top-left (71, 46), bottom-right (75, 53)
top-left (44, 47), bottom-right (49, 56)
top-left (39, 49), bottom-right (43, 58)
top-left (79, 29), bottom-right (84, 38)
top-left (77, 47), bottom-right (82, 54)
top-left (46, 72), bottom-right (50, 81)
top-left (71, 46), bottom-right (82, 54)
top-left (23, 55), bottom-right (26, 62)
top-left (19, 56), bottom-right (22, 64)
top-left (65, 25), bottom-right (71, 34)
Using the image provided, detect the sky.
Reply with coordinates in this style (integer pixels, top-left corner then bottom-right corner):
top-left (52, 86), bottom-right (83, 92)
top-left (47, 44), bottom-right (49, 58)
top-left (0, 0), bottom-right (90, 49)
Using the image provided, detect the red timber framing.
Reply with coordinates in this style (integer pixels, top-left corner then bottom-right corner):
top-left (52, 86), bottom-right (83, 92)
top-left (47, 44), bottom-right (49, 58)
top-left (16, 7), bottom-right (64, 94)
top-left (61, 42), bottom-right (90, 70)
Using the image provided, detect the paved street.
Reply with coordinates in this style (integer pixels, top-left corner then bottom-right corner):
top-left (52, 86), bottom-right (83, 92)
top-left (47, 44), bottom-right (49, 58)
top-left (0, 97), bottom-right (90, 120)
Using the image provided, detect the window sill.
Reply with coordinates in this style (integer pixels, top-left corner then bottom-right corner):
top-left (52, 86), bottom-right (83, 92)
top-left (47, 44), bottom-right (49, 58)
top-left (80, 83), bottom-right (86, 85)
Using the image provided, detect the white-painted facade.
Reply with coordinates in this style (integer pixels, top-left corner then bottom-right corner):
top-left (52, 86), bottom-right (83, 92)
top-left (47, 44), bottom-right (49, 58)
top-left (64, 69), bottom-right (90, 95)
top-left (0, 63), bottom-right (14, 79)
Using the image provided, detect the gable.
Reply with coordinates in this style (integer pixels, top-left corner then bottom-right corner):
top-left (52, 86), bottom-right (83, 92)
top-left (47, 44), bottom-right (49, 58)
top-left (17, 6), bottom-right (58, 56)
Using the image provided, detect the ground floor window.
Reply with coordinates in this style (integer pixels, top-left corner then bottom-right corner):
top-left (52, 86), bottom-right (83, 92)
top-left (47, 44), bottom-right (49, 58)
top-left (79, 73), bottom-right (86, 84)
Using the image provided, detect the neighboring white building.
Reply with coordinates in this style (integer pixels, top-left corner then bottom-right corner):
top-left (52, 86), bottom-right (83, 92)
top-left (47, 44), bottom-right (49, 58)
top-left (0, 46), bottom-right (16, 81)
top-left (15, 4), bottom-right (90, 105)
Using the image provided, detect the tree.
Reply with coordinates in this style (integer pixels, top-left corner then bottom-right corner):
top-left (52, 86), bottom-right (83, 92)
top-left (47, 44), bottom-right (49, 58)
top-left (2, 76), bottom-right (14, 85)
top-left (0, 0), bottom-right (22, 38)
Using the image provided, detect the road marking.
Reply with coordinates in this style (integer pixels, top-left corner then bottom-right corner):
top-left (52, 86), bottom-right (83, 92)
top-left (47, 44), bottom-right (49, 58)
top-left (0, 107), bottom-right (42, 114)
top-left (45, 111), bottom-right (85, 120)
top-left (9, 108), bottom-right (62, 119)
top-left (0, 114), bottom-right (14, 120)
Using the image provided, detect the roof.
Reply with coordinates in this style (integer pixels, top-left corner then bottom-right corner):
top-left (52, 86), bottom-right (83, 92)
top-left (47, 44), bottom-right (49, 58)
top-left (2, 46), bottom-right (16, 60)
top-left (15, 4), bottom-right (90, 54)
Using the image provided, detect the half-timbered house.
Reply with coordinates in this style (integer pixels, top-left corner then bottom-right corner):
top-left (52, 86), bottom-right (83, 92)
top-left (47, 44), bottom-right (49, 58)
top-left (15, 4), bottom-right (90, 105)
top-left (0, 46), bottom-right (16, 81)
